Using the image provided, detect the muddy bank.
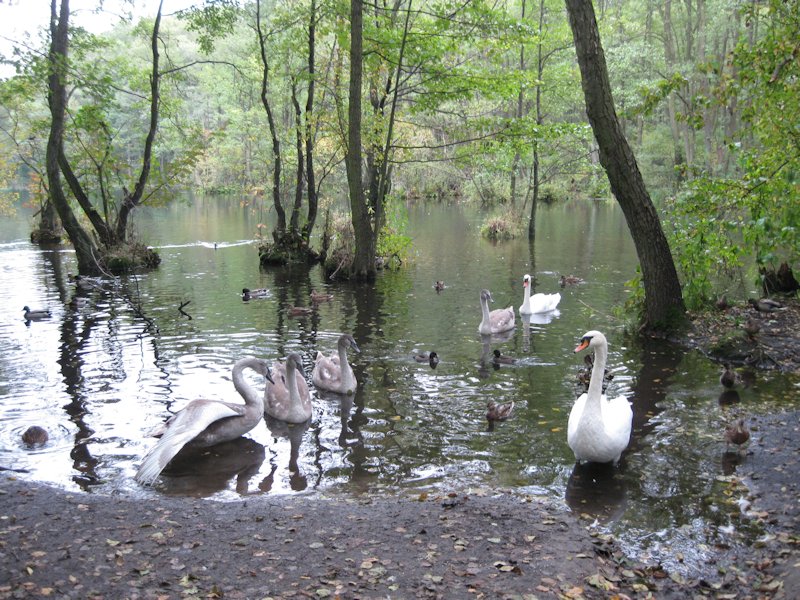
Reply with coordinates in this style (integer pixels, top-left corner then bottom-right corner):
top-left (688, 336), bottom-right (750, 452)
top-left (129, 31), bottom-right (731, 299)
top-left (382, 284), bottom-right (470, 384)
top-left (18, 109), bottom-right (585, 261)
top-left (1, 407), bottom-right (798, 600)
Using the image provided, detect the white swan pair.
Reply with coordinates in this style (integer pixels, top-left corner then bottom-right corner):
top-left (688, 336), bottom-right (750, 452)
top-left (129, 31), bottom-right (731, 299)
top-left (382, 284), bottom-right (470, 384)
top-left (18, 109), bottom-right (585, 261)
top-left (568, 331), bottom-right (632, 465)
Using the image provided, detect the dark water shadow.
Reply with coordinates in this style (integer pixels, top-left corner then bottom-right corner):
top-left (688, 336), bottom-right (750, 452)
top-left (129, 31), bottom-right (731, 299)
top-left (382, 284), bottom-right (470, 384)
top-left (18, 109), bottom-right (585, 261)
top-left (565, 461), bottom-right (627, 522)
top-left (160, 437), bottom-right (266, 496)
top-left (261, 416), bottom-right (310, 492)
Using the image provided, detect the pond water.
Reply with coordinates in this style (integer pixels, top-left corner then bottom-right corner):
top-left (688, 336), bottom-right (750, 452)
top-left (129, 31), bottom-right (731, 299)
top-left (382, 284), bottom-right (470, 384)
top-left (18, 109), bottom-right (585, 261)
top-left (0, 196), bottom-right (796, 574)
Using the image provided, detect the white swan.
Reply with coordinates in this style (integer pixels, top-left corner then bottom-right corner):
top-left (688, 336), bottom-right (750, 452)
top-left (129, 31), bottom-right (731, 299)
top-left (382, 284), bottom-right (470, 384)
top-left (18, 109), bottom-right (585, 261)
top-left (519, 274), bottom-right (561, 315)
top-left (265, 353), bottom-right (312, 423)
top-left (312, 333), bottom-right (360, 394)
top-left (567, 331), bottom-right (632, 465)
top-left (478, 289), bottom-right (515, 335)
top-left (136, 357), bottom-right (273, 485)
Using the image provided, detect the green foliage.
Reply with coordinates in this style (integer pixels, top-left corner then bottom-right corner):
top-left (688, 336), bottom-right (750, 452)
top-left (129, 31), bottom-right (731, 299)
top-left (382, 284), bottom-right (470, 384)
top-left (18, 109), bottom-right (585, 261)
top-left (178, 0), bottom-right (241, 55)
top-left (666, 0), bottom-right (800, 307)
top-left (376, 195), bottom-right (412, 268)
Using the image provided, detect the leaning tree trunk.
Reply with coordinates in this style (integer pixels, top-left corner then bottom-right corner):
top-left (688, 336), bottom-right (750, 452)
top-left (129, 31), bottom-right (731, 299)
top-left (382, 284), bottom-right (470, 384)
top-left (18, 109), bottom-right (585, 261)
top-left (565, 0), bottom-right (685, 331)
top-left (46, 0), bottom-right (99, 275)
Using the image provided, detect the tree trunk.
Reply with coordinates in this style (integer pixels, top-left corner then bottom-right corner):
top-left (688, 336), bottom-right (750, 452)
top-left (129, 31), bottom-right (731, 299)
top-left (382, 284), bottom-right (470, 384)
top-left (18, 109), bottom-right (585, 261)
top-left (290, 79), bottom-right (304, 234)
top-left (46, 0), bottom-right (99, 275)
top-left (528, 0), bottom-right (545, 241)
top-left (564, 0), bottom-right (685, 331)
top-left (257, 0), bottom-right (285, 239)
top-left (659, 0), bottom-right (684, 181)
top-left (302, 0), bottom-right (318, 244)
top-left (346, 0), bottom-right (376, 280)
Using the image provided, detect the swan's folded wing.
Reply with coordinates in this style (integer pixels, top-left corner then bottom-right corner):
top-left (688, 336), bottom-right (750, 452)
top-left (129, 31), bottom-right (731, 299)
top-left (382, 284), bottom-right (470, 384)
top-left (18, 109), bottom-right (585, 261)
top-left (603, 395), bottom-right (633, 440)
top-left (135, 401), bottom-right (241, 485)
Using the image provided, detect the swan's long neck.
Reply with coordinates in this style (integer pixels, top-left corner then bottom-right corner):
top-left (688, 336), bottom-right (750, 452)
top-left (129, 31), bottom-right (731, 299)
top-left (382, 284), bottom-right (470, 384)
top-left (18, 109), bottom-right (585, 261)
top-left (232, 358), bottom-right (265, 413)
top-left (522, 281), bottom-right (531, 310)
top-left (284, 360), bottom-right (308, 422)
top-left (338, 343), bottom-right (354, 385)
top-left (587, 340), bottom-right (608, 403)
top-left (481, 294), bottom-right (491, 322)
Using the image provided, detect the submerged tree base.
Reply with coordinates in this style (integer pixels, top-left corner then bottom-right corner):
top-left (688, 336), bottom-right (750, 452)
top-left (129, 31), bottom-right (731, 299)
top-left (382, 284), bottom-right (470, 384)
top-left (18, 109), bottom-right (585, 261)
top-left (30, 228), bottom-right (63, 245)
top-left (258, 233), bottom-right (320, 267)
top-left (101, 243), bottom-right (161, 274)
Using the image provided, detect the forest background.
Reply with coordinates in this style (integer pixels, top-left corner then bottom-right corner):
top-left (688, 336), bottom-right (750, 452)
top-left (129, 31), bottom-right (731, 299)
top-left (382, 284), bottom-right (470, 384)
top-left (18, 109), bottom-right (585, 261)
top-left (0, 0), bottom-right (797, 323)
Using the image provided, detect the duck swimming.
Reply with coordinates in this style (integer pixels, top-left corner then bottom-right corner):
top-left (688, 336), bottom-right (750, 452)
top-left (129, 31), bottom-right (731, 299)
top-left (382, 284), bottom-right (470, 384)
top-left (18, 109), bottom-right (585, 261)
top-left (266, 353), bottom-right (313, 423)
top-left (23, 306), bottom-right (52, 321)
top-left (559, 274), bottom-right (584, 287)
top-left (725, 418), bottom-right (750, 453)
top-left (519, 274), bottom-right (560, 315)
top-left (287, 305), bottom-right (314, 317)
top-left (312, 334), bottom-right (360, 394)
top-left (242, 288), bottom-right (269, 301)
top-left (492, 349), bottom-right (516, 365)
top-left (486, 400), bottom-right (514, 422)
top-left (310, 290), bottom-right (334, 303)
top-left (22, 426), bottom-right (49, 446)
top-left (414, 351), bottom-right (439, 368)
top-left (720, 363), bottom-right (739, 389)
top-left (567, 331), bottom-right (632, 465)
top-left (434, 281), bottom-right (445, 292)
top-left (478, 289), bottom-right (515, 335)
top-left (135, 357), bottom-right (273, 485)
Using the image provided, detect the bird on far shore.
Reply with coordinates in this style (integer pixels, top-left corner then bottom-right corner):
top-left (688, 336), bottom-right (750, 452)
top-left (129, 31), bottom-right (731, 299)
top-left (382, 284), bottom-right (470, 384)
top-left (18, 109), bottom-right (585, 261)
top-left (748, 298), bottom-right (785, 313)
top-left (743, 318), bottom-right (760, 339)
top-left (720, 363), bottom-right (739, 389)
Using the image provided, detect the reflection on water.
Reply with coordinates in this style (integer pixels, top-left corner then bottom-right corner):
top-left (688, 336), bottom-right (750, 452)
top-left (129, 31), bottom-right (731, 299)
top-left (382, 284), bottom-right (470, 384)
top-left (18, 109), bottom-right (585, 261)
top-left (1, 197), bottom-right (797, 575)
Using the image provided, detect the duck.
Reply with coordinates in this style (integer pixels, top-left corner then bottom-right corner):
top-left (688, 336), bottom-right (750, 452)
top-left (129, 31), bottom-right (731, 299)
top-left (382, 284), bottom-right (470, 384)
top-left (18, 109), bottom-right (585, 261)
top-left (23, 306), bottom-right (52, 320)
top-left (720, 363), bottom-right (739, 389)
top-left (22, 425), bottom-right (49, 446)
top-left (743, 318), bottom-right (760, 339)
top-left (748, 297), bottom-right (785, 313)
top-left (413, 351), bottom-right (439, 368)
top-left (519, 274), bottom-right (561, 315)
top-left (560, 274), bottom-right (584, 287)
top-left (478, 289), bottom-right (515, 335)
top-left (434, 280), bottom-right (445, 292)
top-left (492, 349), bottom-right (516, 365)
top-left (486, 400), bottom-right (514, 422)
top-left (287, 305), bottom-right (314, 317)
top-left (242, 287), bottom-right (269, 301)
top-left (715, 295), bottom-right (730, 311)
top-left (567, 330), bottom-right (633, 465)
top-left (265, 353), bottom-right (312, 423)
top-left (69, 274), bottom-right (95, 291)
top-left (312, 334), bottom-right (360, 394)
top-left (135, 357), bottom-right (273, 486)
top-left (310, 290), bottom-right (334, 303)
top-left (725, 418), bottom-right (750, 453)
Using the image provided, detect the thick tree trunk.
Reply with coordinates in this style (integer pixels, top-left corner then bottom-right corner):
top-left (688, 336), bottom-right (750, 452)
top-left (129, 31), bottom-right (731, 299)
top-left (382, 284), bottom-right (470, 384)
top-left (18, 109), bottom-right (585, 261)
top-left (565, 0), bottom-right (685, 331)
top-left (46, 0), bottom-right (99, 274)
top-left (346, 0), bottom-right (376, 280)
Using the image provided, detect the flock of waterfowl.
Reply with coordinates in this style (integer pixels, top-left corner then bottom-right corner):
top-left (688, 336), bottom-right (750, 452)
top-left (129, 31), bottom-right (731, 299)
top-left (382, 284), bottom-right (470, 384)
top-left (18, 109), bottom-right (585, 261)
top-left (20, 271), bottom-right (759, 485)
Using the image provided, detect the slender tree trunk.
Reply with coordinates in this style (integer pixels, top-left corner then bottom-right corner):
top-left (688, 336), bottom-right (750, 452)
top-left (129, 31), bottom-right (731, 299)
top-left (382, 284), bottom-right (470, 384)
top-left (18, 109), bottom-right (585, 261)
top-left (659, 0), bottom-right (684, 180)
top-left (46, 0), bottom-right (99, 274)
top-left (528, 0), bottom-right (545, 241)
top-left (565, 0), bottom-right (685, 331)
top-left (256, 0), bottom-right (285, 239)
top-left (346, 0), bottom-right (375, 279)
top-left (302, 0), bottom-right (318, 244)
top-left (290, 79), bottom-right (304, 234)
top-left (115, 0), bottom-right (162, 242)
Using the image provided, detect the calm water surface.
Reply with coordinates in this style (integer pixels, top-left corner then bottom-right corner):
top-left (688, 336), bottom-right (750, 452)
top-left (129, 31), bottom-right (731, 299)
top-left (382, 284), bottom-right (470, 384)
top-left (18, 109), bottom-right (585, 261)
top-left (1, 196), bottom-right (796, 574)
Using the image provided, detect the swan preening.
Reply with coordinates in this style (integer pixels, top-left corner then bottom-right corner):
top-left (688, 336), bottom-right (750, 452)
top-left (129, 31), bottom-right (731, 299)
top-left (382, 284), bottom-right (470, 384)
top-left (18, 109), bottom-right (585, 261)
top-left (519, 274), bottom-right (561, 315)
top-left (478, 289), bottom-right (515, 335)
top-left (266, 353), bottom-right (313, 423)
top-left (567, 331), bottom-right (632, 465)
top-left (136, 357), bottom-right (274, 486)
top-left (312, 334), bottom-right (360, 394)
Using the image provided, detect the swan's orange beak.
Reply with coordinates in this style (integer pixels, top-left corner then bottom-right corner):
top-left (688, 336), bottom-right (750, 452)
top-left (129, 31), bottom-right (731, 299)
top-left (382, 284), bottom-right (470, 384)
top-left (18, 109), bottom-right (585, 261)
top-left (574, 339), bottom-right (590, 353)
